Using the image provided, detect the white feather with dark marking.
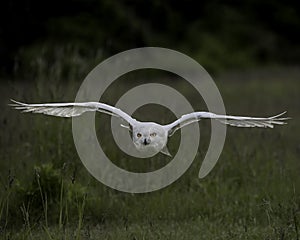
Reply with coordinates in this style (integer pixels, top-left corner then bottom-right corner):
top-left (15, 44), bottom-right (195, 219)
top-left (10, 99), bottom-right (290, 156)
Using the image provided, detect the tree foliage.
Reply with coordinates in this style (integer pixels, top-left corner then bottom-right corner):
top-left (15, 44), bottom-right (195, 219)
top-left (1, 0), bottom-right (300, 75)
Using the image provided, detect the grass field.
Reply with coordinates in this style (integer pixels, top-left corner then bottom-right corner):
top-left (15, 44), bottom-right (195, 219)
top-left (0, 64), bottom-right (299, 239)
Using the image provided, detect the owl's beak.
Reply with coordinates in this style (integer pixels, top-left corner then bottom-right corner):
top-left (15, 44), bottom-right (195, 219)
top-left (143, 138), bottom-right (151, 145)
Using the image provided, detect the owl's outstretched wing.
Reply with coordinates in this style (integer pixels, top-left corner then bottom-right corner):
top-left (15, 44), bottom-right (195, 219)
top-left (9, 99), bottom-right (137, 126)
top-left (164, 111), bottom-right (290, 136)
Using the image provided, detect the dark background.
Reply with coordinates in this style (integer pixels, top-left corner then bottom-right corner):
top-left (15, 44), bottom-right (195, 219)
top-left (1, 0), bottom-right (300, 76)
top-left (0, 1), bottom-right (299, 239)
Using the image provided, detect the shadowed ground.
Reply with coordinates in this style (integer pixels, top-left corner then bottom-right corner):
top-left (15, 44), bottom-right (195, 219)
top-left (0, 67), bottom-right (299, 239)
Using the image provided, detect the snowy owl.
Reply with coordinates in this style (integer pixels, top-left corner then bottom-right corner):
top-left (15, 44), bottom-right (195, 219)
top-left (10, 99), bottom-right (290, 157)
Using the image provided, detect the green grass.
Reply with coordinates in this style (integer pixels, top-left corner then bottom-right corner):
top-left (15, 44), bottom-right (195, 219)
top-left (0, 50), bottom-right (299, 239)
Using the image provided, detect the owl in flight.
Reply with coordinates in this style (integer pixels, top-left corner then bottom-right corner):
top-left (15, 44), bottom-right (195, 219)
top-left (10, 99), bottom-right (289, 157)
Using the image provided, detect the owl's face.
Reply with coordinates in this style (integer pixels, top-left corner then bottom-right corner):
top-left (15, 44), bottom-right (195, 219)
top-left (132, 123), bottom-right (167, 153)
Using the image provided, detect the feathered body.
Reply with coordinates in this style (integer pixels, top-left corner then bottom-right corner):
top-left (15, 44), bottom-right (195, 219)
top-left (10, 99), bottom-right (290, 156)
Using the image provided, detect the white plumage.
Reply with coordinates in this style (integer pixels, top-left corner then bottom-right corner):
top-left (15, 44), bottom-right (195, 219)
top-left (10, 99), bottom-right (290, 156)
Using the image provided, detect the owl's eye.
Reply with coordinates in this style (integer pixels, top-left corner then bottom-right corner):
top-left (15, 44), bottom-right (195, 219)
top-left (137, 133), bottom-right (142, 138)
top-left (150, 132), bottom-right (157, 137)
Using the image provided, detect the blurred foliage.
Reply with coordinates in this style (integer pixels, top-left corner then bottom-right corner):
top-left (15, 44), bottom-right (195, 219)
top-left (1, 0), bottom-right (300, 76)
top-left (0, 1), bottom-right (300, 237)
top-left (0, 27), bottom-right (299, 234)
